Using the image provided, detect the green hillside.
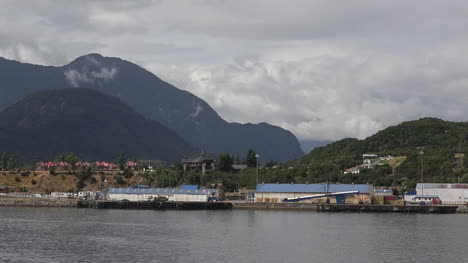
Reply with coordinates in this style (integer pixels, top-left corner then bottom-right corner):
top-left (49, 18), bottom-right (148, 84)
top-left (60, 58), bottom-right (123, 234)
top-left (291, 118), bottom-right (468, 189)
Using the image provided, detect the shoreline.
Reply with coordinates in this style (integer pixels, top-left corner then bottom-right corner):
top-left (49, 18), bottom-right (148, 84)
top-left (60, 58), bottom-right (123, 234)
top-left (233, 202), bottom-right (461, 213)
top-left (0, 197), bottom-right (464, 213)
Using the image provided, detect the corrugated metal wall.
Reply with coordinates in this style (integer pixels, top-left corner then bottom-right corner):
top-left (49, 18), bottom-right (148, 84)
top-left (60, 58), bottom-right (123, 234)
top-left (108, 193), bottom-right (208, 202)
top-left (416, 188), bottom-right (468, 204)
top-left (254, 192), bottom-right (371, 204)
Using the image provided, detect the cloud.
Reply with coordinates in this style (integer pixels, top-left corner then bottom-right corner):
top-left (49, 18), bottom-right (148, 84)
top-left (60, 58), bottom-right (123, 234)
top-left (189, 105), bottom-right (204, 119)
top-left (64, 69), bottom-right (93, 88)
top-left (64, 66), bottom-right (119, 87)
top-left (3, 0), bottom-right (468, 142)
top-left (148, 49), bottom-right (468, 141)
top-left (91, 67), bottom-right (119, 80)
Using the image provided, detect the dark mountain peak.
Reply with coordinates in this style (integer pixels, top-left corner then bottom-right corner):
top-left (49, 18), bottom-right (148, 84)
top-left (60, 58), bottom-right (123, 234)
top-left (69, 53), bottom-right (106, 64)
top-left (0, 54), bottom-right (304, 162)
top-left (0, 88), bottom-right (193, 162)
top-left (64, 54), bottom-right (125, 88)
top-left (83, 53), bottom-right (104, 58)
top-left (2, 88), bottom-right (133, 130)
top-left (67, 53), bottom-right (135, 69)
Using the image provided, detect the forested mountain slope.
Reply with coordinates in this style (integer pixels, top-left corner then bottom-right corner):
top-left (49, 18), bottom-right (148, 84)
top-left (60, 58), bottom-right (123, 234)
top-left (0, 54), bottom-right (304, 162)
top-left (0, 88), bottom-right (193, 162)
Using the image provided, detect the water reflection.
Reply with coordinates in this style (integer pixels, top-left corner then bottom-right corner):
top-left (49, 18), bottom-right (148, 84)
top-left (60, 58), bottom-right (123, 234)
top-left (0, 208), bottom-right (467, 263)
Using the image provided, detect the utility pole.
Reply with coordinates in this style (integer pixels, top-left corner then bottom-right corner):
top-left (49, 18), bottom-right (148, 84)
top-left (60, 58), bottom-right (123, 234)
top-left (255, 154), bottom-right (259, 187)
top-left (420, 150), bottom-right (424, 198)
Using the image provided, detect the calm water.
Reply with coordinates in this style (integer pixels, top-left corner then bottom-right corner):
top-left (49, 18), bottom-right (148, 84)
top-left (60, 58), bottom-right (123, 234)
top-left (0, 208), bottom-right (468, 263)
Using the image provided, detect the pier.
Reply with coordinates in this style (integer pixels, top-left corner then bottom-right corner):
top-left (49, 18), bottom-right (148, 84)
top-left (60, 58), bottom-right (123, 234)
top-left (77, 200), bottom-right (233, 210)
top-left (233, 202), bottom-right (459, 213)
top-left (317, 204), bottom-right (459, 213)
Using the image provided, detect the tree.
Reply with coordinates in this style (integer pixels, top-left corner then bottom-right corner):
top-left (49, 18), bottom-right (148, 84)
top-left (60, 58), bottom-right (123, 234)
top-left (181, 172), bottom-right (201, 185)
top-left (0, 153), bottom-right (15, 171)
top-left (265, 160), bottom-right (278, 168)
top-left (55, 153), bottom-right (66, 162)
top-left (1, 153), bottom-right (7, 170)
top-left (246, 149), bottom-right (257, 167)
top-left (54, 153), bottom-right (80, 166)
top-left (7, 157), bottom-right (16, 170)
top-left (217, 154), bottom-right (233, 172)
top-left (117, 153), bottom-right (126, 170)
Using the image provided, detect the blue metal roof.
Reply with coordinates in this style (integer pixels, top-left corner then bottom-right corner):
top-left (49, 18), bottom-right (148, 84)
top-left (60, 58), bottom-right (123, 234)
top-left (255, 183), bottom-right (372, 194)
top-left (404, 190), bottom-right (417, 195)
top-left (132, 185), bottom-right (150, 188)
top-left (180, 185), bottom-right (199, 190)
top-left (108, 187), bottom-right (217, 195)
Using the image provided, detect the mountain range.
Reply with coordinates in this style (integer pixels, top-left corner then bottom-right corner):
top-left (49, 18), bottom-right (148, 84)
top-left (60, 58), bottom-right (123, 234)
top-left (0, 88), bottom-right (193, 162)
top-left (0, 54), bottom-right (304, 162)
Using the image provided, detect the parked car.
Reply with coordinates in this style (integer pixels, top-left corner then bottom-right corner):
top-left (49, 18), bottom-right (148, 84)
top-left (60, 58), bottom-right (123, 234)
top-left (147, 196), bottom-right (168, 202)
top-left (411, 195), bottom-right (441, 205)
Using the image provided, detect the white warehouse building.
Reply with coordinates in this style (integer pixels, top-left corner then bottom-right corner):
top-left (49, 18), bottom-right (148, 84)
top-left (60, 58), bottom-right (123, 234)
top-left (416, 183), bottom-right (468, 204)
top-left (108, 187), bottom-right (218, 202)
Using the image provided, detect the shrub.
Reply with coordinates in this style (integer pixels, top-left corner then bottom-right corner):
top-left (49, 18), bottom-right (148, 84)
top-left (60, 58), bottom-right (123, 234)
top-left (114, 175), bottom-right (125, 185)
top-left (15, 177), bottom-right (21, 182)
top-left (122, 169), bottom-right (134, 179)
top-left (21, 171), bottom-right (30, 177)
top-left (89, 177), bottom-right (97, 184)
top-left (76, 168), bottom-right (92, 180)
top-left (77, 180), bottom-right (86, 190)
top-left (49, 170), bottom-right (57, 176)
top-left (31, 179), bottom-right (37, 185)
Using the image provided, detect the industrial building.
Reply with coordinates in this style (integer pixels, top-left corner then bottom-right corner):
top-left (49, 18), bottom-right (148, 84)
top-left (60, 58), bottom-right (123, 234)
top-left (108, 187), bottom-right (218, 202)
top-left (416, 183), bottom-right (468, 204)
top-left (254, 183), bottom-right (373, 204)
top-left (403, 190), bottom-right (417, 202)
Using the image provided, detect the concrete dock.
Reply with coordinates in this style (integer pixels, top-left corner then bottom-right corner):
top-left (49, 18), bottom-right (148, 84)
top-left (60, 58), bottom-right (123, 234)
top-left (77, 200), bottom-right (233, 210)
top-left (233, 202), bottom-right (459, 213)
top-left (232, 202), bottom-right (319, 211)
top-left (317, 204), bottom-right (459, 213)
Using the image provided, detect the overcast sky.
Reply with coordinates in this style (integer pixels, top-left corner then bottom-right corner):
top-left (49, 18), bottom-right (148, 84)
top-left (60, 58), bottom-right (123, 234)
top-left (2, 0), bottom-right (468, 142)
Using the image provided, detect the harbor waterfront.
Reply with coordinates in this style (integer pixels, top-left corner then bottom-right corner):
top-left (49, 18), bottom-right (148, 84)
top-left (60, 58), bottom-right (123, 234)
top-left (232, 202), bottom-right (460, 213)
top-left (0, 197), bottom-right (462, 213)
top-left (1, 207), bottom-right (468, 263)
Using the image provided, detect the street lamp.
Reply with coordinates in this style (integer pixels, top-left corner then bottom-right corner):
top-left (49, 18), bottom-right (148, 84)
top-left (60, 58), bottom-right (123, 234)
top-left (255, 154), bottom-right (259, 187)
